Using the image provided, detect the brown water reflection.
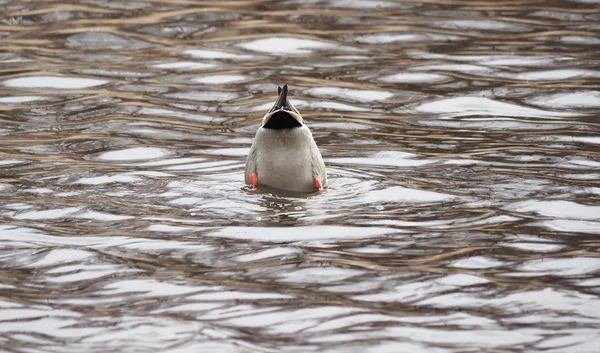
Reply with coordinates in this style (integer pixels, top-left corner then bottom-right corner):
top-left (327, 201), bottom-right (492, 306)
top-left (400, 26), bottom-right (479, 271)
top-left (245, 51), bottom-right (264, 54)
top-left (1, 0), bottom-right (600, 352)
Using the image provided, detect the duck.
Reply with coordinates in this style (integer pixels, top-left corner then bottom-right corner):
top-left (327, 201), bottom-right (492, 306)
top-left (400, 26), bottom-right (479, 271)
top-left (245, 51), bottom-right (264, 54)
top-left (245, 85), bottom-right (326, 193)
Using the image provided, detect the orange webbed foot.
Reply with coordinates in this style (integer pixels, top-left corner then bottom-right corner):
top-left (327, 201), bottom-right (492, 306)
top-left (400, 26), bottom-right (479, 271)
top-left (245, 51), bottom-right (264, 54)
top-left (250, 173), bottom-right (259, 192)
top-left (315, 179), bottom-right (323, 190)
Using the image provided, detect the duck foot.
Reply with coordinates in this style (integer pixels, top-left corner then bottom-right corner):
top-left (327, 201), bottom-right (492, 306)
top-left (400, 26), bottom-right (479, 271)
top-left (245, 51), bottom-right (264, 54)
top-left (250, 173), bottom-right (259, 192)
top-left (315, 179), bottom-right (323, 190)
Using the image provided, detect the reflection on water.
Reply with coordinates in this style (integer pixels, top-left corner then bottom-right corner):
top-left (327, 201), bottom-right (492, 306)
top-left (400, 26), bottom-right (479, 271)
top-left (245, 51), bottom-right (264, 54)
top-left (1, 0), bottom-right (600, 352)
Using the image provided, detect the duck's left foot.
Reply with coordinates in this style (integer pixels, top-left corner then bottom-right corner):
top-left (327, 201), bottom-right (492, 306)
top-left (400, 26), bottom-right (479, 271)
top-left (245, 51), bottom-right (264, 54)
top-left (250, 173), bottom-right (259, 191)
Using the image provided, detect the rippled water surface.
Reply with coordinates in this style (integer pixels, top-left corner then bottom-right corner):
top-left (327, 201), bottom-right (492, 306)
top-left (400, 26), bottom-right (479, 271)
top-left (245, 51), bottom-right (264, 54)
top-left (2, 0), bottom-right (600, 352)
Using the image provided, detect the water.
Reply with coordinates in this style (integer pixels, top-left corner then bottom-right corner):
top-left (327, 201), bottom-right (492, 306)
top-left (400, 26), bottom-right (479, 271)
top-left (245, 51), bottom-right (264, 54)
top-left (1, 0), bottom-right (600, 352)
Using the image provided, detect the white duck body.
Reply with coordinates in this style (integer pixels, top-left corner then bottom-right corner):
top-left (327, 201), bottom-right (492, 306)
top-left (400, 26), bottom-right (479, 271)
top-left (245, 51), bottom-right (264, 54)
top-left (245, 85), bottom-right (326, 193)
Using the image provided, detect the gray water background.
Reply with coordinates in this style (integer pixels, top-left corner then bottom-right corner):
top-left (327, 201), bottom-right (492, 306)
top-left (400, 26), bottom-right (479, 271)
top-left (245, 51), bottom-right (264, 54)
top-left (1, 0), bottom-right (600, 352)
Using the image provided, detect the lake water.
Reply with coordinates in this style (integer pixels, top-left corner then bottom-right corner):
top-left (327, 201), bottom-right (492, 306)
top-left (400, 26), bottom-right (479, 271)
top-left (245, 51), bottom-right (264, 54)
top-left (1, 0), bottom-right (600, 352)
